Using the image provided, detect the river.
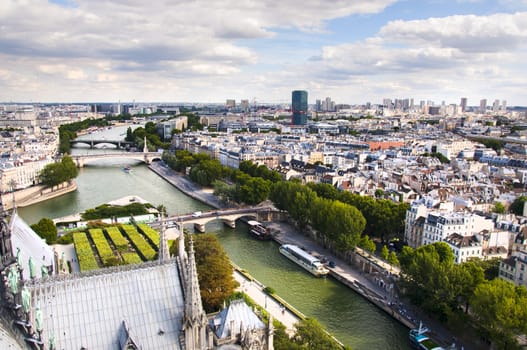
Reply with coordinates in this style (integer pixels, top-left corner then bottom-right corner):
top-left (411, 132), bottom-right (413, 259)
top-left (17, 125), bottom-right (410, 349)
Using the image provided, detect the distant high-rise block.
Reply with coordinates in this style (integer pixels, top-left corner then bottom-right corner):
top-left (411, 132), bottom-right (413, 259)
top-left (226, 99), bottom-right (236, 108)
top-left (292, 90), bottom-right (308, 125)
top-left (479, 99), bottom-right (487, 113)
top-left (460, 97), bottom-right (467, 112)
top-left (240, 99), bottom-right (249, 110)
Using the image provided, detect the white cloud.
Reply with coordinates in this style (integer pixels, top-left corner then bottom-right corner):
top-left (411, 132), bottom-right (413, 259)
top-left (308, 11), bottom-right (527, 104)
top-left (0, 1), bottom-right (525, 104)
top-left (379, 12), bottom-right (527, 53)
top-left (0, 0), bottom-right (398, 102)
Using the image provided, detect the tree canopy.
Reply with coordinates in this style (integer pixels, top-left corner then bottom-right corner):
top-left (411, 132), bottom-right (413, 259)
top-left (190, 234), bottom-right (238, 313)
top-left (39, 155), bottom-right (79, 188)
top-left (471, 279), bottom-right (527, 349)
top-left (510, 196), bottom-right (527, 216)
top-left (30, 218), bottom-right (57, 244)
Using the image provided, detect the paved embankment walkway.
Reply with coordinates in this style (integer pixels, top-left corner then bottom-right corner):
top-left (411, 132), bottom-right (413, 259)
top-left (149, 162), bottom-right (225, 209)
top-left (233, 269), bottom-right (300, 335)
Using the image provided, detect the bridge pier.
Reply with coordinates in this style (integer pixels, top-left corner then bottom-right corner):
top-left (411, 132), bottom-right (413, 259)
top-left (223, 219), bottom-right (236, 228)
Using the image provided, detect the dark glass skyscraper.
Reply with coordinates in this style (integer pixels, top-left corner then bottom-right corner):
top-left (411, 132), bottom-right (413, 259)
top-left (292, 90), bottom-right (308, 125)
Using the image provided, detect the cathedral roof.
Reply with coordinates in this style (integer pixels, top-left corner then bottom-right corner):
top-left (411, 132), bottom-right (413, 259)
top-left (211, 299), bottom-right (265, 340)
top-left (26, 260), bottom-right (184, 349)
top-left (10, 211), bottom-right (54, 280)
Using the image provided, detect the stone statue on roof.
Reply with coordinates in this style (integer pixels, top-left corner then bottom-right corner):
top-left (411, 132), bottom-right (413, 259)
top-left (28, 256), bottom-right (36, 279)
top-left (35, 304), bottom-right (43, 333)
top-left (0, 216), bottom-right (13, 264)
top-left (49, 334), bottom-right (55, 350)
top-left (21, 285), bottom-right (31, 314)
top-left (8, 265), bottom-right (19, 294)
top-left (16, 247), bottom-right (21, 266)
top-left (41, 265), bottom-right (48, 278)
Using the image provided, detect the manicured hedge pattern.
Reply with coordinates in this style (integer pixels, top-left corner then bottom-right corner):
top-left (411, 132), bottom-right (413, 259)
top-left (88, 229), bottom-right (115, 266)
top-left (105, 226), bottom-right (129, 251)
top-left (137, 223), bottom-right (160, 248)
top-left (73, 232), bottom-right (99, 272)
top-left (121, 224), bottom-right (156, 260)
top-left (122, 252), bottom-right (143, 264)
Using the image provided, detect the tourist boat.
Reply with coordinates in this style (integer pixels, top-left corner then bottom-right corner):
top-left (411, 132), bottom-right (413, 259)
top-left (247, 220), bottom-right (271, 240)
top-left (123, 166), bottom-right (131, 173)
top-left (409, 322), bottom-right (444, 350)
top-left (279, 244), bottom-right (329, 277)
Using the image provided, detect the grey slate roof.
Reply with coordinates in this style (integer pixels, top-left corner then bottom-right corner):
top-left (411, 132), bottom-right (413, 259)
top-left (27, 261), bottom-right (184, 350)
top-left (10, 211), bottom-right (54, 280)
top-left (211, 299), bottom-right (265, 340)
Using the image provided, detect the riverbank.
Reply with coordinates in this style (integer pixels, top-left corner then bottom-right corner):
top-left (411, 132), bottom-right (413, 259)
top-left (147, 163), bottom-right (482, 349)
top-left (148, 162), bottom-right (225, 209)
top-left (3, 181), bottom-right (77, 210)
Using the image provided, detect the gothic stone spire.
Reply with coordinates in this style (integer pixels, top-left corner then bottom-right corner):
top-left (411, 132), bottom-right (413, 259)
top-left (183, 236), bottom-right (208, 350)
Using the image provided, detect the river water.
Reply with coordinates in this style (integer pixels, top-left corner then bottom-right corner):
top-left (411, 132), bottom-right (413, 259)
top-left (18, 125), bottom-right (410, 349)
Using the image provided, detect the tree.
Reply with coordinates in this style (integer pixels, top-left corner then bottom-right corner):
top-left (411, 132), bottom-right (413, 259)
top-left (358, 235), bottom-right (376, 254)
top-left (374, 189), bottom-right (384, 198)
top-left (398, 242), bottom-right (457, 321)
top-left (492, 202), bottom-right (506, 214)
top-left (380, 245), bottom-right (389, 260)
top-left (39, 155), bottom-right (79, 188)
top-left (292, 318), bottom-right (344, 350)
top-left (125, 126), bottom-right (134, 142)
top-left (388, 251), bottom-right (399, 266)
top-left (30, 218), bottom-right (57, 244)
top-left (156, 204), bottom-right (167, 217)
top-left (187, 234), bottom-right (238, 312)
top-left (471, 279), bottom-right (527, 349)
top-left (510, 196), bottom-right (527, 216)
top-left (307, 183), bottom-right (339, 200)
top-left (61, 154), bottom-right (79, 180)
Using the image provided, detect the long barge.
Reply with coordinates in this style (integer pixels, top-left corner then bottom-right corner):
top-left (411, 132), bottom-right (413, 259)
top-left (279, 244), bottom-right (329, 277)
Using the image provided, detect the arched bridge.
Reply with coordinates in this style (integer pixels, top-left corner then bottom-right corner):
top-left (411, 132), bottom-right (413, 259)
top-left (70, 139), bottom-right (134, 149)
top-left (71, 152), bottom-right (162, 167)
top-left (152, 206), bottom-right (285, 232)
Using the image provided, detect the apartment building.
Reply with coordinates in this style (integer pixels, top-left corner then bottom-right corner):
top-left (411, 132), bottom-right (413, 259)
top-left (500, 250), bottom-right (527, 288)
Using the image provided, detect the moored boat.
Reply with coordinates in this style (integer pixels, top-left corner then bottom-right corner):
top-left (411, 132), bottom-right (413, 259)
top-left (247, 220), bottom-right (271, 240)
top-left (409, 323), bottom-right (444, 350)
top-left (279, 244), bottom-right (329, 277)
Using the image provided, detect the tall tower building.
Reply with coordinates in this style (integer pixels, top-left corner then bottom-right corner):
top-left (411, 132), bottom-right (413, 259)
top-left (291, 90), bottom-right (308, 125)
top-left (492, 99), bottom-right (500, 113)
top-left (460, 97), bottom-right (467, 112)
top-left (479, 99), bottom-right (487, 113)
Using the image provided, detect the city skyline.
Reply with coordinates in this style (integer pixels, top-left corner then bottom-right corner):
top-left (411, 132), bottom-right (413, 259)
top-left (1, 0), bottom-right (526, 105)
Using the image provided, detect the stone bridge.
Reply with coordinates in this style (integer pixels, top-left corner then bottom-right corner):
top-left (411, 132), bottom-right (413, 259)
top-left (71, 152), bottom-right (162, 168)
top-left (154, 206), bottom-right (285, 233)
top-left (70, 139), bottom-right (134, 149)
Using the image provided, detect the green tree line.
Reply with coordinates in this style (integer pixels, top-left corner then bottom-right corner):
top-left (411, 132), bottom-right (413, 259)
top-left (163, 151), bottom-right (408, 247)
top-left (399, 242), bottom-right (526, 349)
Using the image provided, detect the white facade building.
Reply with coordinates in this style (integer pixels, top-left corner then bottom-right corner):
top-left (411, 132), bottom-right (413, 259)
top-left (421, 211), bottom-right (494, 246)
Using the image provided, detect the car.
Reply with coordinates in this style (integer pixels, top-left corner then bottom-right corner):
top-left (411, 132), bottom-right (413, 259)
top-left (192, 211), bottom-right (202, 217)
top-left (328, 261), bottom-right (336, 268)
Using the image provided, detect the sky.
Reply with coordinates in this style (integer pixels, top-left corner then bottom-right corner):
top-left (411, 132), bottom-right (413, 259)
top-left (1, 0), bottom-right (526, 105)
